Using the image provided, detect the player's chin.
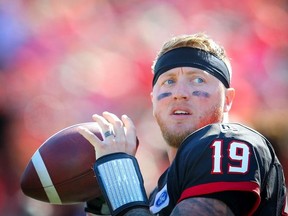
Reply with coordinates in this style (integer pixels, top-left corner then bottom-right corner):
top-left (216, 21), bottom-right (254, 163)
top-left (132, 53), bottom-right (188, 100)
top-left (162, 129), bottom-right (191, 148)
top-left (173, 123), bottom-right (196, 134)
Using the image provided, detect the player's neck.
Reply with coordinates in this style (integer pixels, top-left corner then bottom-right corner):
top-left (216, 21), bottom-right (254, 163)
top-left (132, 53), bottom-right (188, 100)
top-left (167, 146), bottom-right (178, 163)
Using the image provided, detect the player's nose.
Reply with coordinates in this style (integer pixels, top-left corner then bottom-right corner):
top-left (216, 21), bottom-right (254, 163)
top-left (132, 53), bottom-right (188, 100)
top-left (172, 81), bottom-right (190, 100)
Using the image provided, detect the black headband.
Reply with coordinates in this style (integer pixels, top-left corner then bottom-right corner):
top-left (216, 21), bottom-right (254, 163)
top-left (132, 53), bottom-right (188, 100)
top-left (152, 47), bottom-right (230, 88)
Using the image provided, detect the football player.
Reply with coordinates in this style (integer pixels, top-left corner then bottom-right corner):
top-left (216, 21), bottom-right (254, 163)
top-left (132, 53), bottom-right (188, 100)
top-left (79, 33), bottom-right (287, 216)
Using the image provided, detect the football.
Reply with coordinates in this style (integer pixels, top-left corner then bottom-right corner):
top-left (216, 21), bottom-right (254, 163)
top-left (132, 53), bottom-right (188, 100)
top-left (20, 122), bottom-right (103, 204)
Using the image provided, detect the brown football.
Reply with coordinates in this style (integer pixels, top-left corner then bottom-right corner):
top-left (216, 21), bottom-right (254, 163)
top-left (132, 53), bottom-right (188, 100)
top-left (20, 122), bottom-right (102, 204)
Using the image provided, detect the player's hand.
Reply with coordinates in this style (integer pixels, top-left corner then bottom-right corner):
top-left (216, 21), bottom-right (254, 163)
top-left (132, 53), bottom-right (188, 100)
top-left (78, 111), bottom-right (138, 159)
top-left (85, 196), bottom-right (110, 215)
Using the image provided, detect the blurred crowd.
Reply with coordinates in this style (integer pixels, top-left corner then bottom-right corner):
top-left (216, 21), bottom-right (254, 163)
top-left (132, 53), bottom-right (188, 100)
top-left (0, 0), bottom-right (287, 215)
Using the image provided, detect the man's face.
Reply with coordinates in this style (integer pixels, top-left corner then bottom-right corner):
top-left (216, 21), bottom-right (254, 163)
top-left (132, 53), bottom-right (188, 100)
top-left (151, 67), bottom-right (233, 148)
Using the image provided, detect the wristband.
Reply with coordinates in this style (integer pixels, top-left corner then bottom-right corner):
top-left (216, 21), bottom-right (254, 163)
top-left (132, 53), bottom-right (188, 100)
top-left (93, 153), bottom-right (149, 216)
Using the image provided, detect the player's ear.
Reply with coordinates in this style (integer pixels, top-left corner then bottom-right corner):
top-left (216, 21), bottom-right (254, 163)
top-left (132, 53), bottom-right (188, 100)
top-left (224, 87), bottom-right (235, 112)
top-left (150, 92), bottom-right (153, 101)
top-left (150, 92), bottom-right (156, 117)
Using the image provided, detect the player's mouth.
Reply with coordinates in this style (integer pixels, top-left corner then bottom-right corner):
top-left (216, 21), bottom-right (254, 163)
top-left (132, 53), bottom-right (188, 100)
top-left (170, 109), bottom-right (192, 122)
top-left (173, 110), bottom-right (190, 115)
top-left (171, 107), bottom-right (192, 116)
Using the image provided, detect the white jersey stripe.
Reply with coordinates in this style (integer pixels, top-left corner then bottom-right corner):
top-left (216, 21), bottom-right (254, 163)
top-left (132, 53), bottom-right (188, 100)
top-left (32, 149), bottom-right (62, 204)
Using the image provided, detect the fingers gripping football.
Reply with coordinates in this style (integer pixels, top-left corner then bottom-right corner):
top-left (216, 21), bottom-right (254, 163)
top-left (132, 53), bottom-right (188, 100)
top-left (78, 111), bottom-right (138, 159)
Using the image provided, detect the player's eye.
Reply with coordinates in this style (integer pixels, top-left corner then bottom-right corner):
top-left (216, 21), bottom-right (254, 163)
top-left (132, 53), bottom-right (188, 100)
top-left (193, 77), bottom-right (205, 84)
top-left (164, 79), bottom-right (175, 85)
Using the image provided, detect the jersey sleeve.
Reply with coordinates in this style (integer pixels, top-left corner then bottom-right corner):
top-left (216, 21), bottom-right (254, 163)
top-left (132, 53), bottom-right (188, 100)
top-left (170, 123), bottom-right (271, 215)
